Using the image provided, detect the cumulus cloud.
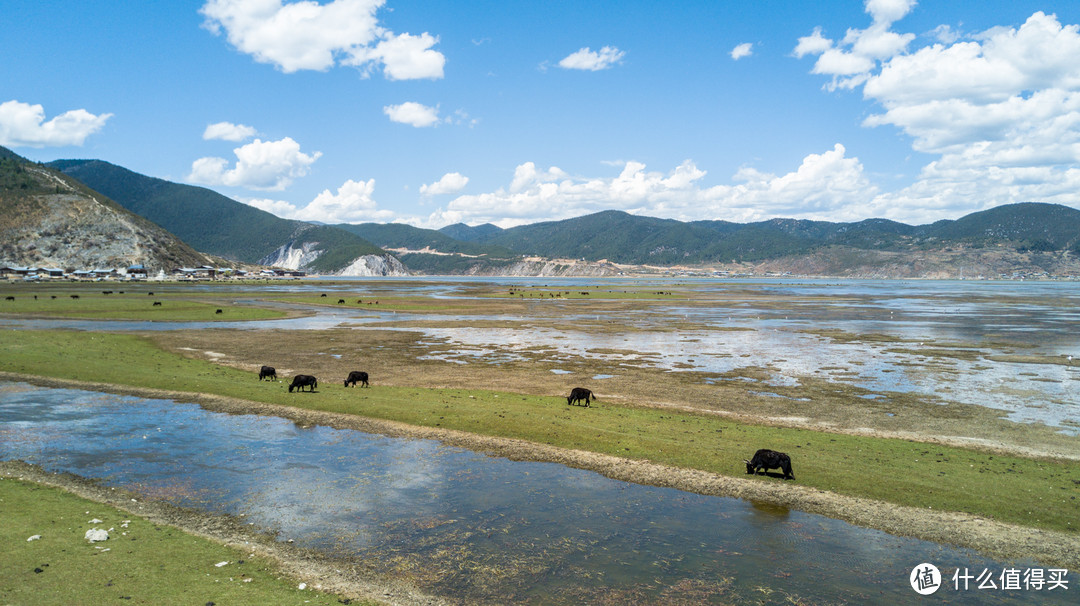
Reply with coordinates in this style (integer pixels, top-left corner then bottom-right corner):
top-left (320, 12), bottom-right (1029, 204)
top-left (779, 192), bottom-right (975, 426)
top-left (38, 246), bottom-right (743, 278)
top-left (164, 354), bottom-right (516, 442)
top-left (420, 172), bottom-right (469, 195)
top-left (305, 178), bottom-right (392, 222)
top-left (795, 3), bottom-right (1080, 222)
top-left (793, 0), bottom-right (915, 90)
top-left (424, 147), bottom-right (878, 228)
top-left (350, 31), bottom-right (445, 80)
top-left (383, 102), bottom-right (440, 127)
top-left (203, 121), bottom-right (257, 141)
top-left (241, 178), bottom-right (395, 223)
top-left (200, 0), bottom-right (444, 79)
top-left (864, 0), bottom-right (918, 25)
top-left (240, 196), bottom-right (303, 218)
top-left (730, 42), bottom-right (754, 60)
top-left (794, 27), bottom-right (832, 58)
top-left (0, 100), bottom-right (111, 148)
top-left (188, 137), bottom-right (321, 191)
top-left (558, 46), bottom-right (625, 71)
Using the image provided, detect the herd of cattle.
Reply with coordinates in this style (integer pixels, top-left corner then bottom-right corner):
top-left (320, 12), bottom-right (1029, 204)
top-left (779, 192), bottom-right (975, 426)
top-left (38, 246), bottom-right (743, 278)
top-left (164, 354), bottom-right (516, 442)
top-left (256, 365), bottom-right (795, 481)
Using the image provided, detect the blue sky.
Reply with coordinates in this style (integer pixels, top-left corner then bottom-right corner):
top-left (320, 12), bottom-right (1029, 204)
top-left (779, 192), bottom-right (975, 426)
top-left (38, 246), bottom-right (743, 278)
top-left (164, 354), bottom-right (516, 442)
top-left (4, 1), bottom-right (1080, 228)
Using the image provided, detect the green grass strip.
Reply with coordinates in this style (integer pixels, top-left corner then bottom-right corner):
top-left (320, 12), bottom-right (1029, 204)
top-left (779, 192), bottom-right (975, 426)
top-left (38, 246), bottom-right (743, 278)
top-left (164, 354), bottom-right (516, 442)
top-left (1, 330), bottom-right (1078, 535)
top-left (0, 477), bottom-right (363, 605)
top-left (0, 292), bottom-right (285, 321)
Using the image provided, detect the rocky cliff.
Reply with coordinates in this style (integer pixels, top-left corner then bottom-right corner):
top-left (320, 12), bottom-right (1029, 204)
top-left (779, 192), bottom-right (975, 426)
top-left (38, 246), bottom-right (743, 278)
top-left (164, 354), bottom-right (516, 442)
top-left (0, 159), bottom-right (216, 272)
top-left (260, 241), bottom-right (409, 276)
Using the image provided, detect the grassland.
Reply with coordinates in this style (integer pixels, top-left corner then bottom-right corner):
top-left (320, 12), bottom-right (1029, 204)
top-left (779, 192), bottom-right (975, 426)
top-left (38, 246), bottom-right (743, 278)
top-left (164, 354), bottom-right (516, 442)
top-left (1, 279), bottom-right (1078, 588)
top-left (0, 472), bottom-right (370, 605)
top-left (1, 329), bottom-right (1077, 539)
top-left (0, 282), bottom-right (288, 321)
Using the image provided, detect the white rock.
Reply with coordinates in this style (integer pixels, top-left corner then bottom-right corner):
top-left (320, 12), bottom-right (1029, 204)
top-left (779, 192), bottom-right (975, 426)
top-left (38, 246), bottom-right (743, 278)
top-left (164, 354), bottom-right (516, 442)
top-left (215, 561), bottom-right (229, 567)
top-left (27, 535), bottom-right (41, 542)
top-left (89, 518), bottom-right (103, 524)
top-left (298, 583), bottom-right (307, 590)
top-left (85, 528), bottom-right (109, 542)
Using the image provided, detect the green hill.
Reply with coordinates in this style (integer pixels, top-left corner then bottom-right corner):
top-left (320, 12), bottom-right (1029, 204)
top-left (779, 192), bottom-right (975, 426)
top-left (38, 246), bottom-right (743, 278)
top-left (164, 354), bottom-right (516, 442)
top-left (438, 222), bottom-right (503, 242)
top-left (468, 204), bottom-right (1080, 264)
top-left (47, 160), bottom-right (386, 269)
top-left (923, 203), bottom-right (1080, 251)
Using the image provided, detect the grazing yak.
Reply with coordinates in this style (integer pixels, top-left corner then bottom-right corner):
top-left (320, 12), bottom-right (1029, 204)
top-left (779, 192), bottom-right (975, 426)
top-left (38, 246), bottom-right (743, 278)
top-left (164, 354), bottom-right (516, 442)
top-left (566, 387), bottom-right (595, 407)
top-left (744, 449), bottom-right (795, 480)
top-left (344, 371), bottom-right (370, 387)
top-left (258, 366), bottom-right (277, 381)
top-left (288, 374), bottom-right (318, 393)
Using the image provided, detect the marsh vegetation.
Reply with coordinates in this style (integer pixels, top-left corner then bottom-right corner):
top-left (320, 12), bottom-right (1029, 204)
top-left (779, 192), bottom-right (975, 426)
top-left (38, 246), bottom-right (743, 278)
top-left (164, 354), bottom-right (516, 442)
top-left (1, 277), bottom-right (1078, 603)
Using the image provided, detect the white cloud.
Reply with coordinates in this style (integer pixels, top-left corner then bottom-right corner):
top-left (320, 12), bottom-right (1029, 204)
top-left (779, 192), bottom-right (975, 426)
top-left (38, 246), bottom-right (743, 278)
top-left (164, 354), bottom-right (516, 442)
top-left (812, 48), bottom-right (876, 77)
top-left (383, 102), bottom-right (440, 127)
top-left (864, 0), bottom-right (917, 25)
top-left (794, 27), bottom-right (832, 58)
top-left (188, 137), bottom-right (321, 191)
top-left (424, 147), bottom-right (878, 228)
top-left (0, 100), bottom-right (111, 148)
top-left (241, 178), bottom-right (395, 223)
top-left (200, 0), bottom-right (444, 79)
top-left (420, 172), bottom-right (469, 195)
top-left (795, 4), bottom-right (1080, 222)
top-left (203, 121), bottom-right (257, 141)
top-left (794, 0), bottom-right (914, 90)
top-left (715, 144), bottom-right (878, 221)
top-left (932, 24), bottom-right (960, 45)
top-left (558, 46), bottom-right (625, 71)
top-left (305, 178), bottom-right (393, 222)
top-left (349, 31), bottom-right (445, 80)
top-left (240, 196), bottom-right (303, 218)
top-left (730, 43), bottom-right (753, 60)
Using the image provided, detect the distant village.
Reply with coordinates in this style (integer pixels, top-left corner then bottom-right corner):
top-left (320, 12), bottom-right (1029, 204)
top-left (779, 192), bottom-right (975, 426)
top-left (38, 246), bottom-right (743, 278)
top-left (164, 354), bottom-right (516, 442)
top-left (0, 264), bottom-right (306, 281)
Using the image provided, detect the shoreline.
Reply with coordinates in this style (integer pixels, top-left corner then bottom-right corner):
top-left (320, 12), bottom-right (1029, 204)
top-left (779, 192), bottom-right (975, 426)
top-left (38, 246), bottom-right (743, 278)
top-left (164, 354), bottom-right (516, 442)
top-left (3, 371), bottom-right (1077, 573)
top-left (0, 460), bottom-right (444, 606)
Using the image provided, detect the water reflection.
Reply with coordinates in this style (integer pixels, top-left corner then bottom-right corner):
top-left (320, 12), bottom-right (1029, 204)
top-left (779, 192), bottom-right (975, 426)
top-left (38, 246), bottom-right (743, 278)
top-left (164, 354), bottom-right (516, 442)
top-left (0, 383), bottom-right (1068, 605)
top-left (3, 278), bottom-right (1079, 432)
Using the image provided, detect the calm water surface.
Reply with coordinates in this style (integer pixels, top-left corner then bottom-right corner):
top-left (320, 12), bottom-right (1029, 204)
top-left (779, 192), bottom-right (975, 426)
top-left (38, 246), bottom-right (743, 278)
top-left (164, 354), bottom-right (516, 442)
top-left (1, 382), bottom-right (1071, 605)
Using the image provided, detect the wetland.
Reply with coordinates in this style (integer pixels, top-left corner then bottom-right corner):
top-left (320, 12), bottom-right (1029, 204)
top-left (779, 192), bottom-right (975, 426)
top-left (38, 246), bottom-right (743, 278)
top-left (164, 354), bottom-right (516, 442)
top-left (1, 277), bottom-right (1078, 603)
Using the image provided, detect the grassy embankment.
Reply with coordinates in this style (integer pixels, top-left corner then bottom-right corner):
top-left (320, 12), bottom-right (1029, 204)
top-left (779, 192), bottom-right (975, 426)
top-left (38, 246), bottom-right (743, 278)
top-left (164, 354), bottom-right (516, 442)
top-left (1, 330), bottom-right (1078, 536)
top-left (0, 476), bottom-right (364, 605)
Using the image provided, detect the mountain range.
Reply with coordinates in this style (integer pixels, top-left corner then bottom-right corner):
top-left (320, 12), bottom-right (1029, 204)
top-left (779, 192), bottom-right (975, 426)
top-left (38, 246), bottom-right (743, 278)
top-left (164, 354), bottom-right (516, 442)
top-left (48, 159), bottom-right (405, 276)
top-left (2, 145), bottom-right (1078, 278)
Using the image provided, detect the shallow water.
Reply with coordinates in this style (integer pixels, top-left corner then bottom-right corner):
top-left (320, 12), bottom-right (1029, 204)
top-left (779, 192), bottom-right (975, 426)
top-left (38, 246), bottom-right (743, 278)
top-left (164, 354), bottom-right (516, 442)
top-left (3, 278), bottom-right (1080, 431)
top-left (0, 383), bottom-right (1071, 605)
